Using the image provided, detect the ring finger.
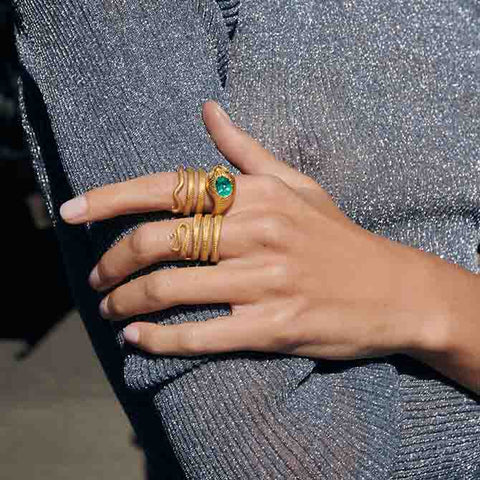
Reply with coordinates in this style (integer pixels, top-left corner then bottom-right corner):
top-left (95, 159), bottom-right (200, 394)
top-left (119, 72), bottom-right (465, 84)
top-left (89, 213), bottom-right (252, 291)
top-left (99, 263), bottom-right (262, 320)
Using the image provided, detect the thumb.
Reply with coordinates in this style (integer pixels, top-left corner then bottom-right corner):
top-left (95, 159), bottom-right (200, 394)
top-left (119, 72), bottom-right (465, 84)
top-left (203, 100), bottom-right (306, 188)
top-left (203, 101), bottom-right (345, 218)
top-left (202, 100), bottom-right (273, 175)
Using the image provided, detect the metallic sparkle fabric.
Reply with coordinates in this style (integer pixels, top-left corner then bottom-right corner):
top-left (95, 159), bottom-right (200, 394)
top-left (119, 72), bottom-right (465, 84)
top-left (12, 0), bottom-right (480, 478)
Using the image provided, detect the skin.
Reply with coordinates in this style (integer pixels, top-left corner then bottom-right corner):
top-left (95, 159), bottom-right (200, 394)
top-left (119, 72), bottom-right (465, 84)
top-left (60, 100), bottom-right (480, 396)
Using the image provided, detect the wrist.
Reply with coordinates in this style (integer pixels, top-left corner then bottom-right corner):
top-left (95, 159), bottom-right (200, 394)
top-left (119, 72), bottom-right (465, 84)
top-left (380, 240), bottom-right (453, 357)
top-left (379, 237), bottom-right (480, 393)
top-left (398, 246), bottom-right (479, 360)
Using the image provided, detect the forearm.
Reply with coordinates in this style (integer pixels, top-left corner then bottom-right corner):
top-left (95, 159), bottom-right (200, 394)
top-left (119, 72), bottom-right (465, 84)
top-left (395, 240), bottom-right (480, 395)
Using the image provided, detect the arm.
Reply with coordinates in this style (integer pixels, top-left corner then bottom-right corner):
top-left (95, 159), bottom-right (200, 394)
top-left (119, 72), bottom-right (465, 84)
top-left (13, 0), bottom-right (234, 386)
top-left (12, 1), bottom-right (400, 478)
top-left (399, 242), bottom-right (480, 395)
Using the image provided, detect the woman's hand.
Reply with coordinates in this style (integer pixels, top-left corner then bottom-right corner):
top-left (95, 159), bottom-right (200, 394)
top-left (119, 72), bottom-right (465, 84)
top-left (59, 100), bottom-right (444, 360)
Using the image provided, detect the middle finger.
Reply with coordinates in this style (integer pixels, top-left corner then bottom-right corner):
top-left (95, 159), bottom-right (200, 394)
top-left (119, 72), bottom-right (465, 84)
top-left (89, 213), bottom-right (252, 291)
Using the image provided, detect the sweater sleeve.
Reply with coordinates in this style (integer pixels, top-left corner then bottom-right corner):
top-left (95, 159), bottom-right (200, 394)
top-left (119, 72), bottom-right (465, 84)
top-left (13, 0), bottom-right (239, 385)
top-left (12, 2), bottom-right (401, 478)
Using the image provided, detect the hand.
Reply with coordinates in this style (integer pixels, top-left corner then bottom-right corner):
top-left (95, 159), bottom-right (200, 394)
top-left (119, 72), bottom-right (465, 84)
top-left (60, 100), bottom-right (433, 359)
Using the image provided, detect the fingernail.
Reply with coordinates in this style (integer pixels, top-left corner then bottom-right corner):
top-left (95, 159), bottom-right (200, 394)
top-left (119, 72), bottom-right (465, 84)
top-left (99, 296), bottom-right (111, 318)
top-left (123, 325), bottom-right (139, 344)
top-left (60, 196), bottom-right (87, 221)
top-left (214, 102), bottom-right (232, 124)
top-left (88, 265), bottom-right (101, 290)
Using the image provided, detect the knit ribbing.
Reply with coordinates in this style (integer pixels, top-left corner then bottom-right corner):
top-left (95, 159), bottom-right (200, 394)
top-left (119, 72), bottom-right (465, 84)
top-left (12, 1), bottom-right (480, 478)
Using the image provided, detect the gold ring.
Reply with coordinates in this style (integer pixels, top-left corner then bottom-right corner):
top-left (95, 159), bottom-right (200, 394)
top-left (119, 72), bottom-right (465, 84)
top-left (184, 167), bottom-right (195, 216)
top-left (168, 213), bottom-right (223, 263)
top-left (200, 214), bottom-right (213, 262)
top-left (171, 166), bottom-right (211, 216)
top-left (195, 169), bottom-right (207, 214)
top-left (171, 166), bottom-right (185, 214)
top-left (190, 213), bottom-right (203, 261)
top-left (210, 214), bottom-right (223, 263)
top-left (168, 221), bottom-right (191, 259)
top-left (206, 164), bottom-right (236, 215)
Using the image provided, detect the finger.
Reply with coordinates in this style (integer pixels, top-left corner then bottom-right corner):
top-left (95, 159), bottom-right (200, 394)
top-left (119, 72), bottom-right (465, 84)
top-left (121, 313), bottom-right (289, 356)
top-left (99, 265), bottom-right (263, 320)
top-left (59, 171), bottom-right (190, 223)
top-left (203, 100), bottom-right (313, 189)
top-left (89, 214), bottom-right (252, 291)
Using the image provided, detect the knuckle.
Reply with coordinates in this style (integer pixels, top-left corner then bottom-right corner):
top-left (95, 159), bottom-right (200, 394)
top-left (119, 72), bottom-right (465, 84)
top-left (178, 326), bottom-right (204, 355)
top-left (261, 174), bottom-right (286, 199)
top-left (250, 175), bottom-right (282, 204)
top-left (144, 172), bottom-right (166, 198)
top-left (254, 212), bottom-right (292, 248)
top-left (106, 293), bottom-right (123, 318)
top-left (96, 259), bottom-right (116, 284)
top-left (266, 315), bottom-right (300, 352)
top-left (265, 260), bottom-right (295, 294)
top-left (143, 273), bottom-right (164, 304)
top-left (130, 224), bottom-right (157, 260)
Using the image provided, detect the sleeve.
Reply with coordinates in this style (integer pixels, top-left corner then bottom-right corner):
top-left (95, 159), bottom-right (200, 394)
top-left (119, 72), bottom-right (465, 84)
top-left (12, 1), bottom-right (400, 478)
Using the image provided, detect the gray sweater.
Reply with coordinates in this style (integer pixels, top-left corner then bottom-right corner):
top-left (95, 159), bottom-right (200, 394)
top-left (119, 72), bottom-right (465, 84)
top-left (12, 1), bottom-right (480, 478)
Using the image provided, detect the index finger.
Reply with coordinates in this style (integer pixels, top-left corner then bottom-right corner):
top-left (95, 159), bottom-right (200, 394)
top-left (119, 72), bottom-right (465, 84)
top-left (59, 170), bottom-right (215, 224)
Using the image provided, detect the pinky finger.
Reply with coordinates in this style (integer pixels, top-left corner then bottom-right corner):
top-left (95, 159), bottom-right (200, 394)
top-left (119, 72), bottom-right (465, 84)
top-left (121, 314), bottom-right (293, 356)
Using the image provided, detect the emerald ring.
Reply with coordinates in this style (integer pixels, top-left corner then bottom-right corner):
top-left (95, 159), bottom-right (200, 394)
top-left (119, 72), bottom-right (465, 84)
top-left (206, 164), bottom-right (236, 215)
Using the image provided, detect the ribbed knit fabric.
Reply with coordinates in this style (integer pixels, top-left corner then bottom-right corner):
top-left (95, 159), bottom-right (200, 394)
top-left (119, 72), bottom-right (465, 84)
top-left (11, 1), bottom-right (480, 478)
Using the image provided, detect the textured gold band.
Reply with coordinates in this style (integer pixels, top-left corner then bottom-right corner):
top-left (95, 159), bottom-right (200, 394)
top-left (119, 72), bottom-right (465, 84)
top-left (171, 165), bottom-right (235, 216)
top-left (210, 214), bottom-right (223, 263)
top-left (200, 214), bottom-right (213, 262)
top-left (184, 167), bottom-right (195, 216)
top-left (195, 169), bottom-right (207, 214)
top-left (168, 213), bottom-right (222, 263)
top-left (190, 213), bottom-right (203, 261)
top-left (206, 164), bottom-right (236, 215)
top-left (169, 164), bottom-right (231, 263)
top-left (169, 213), bottom-right (223, 263)
top-left (168, 222), bottom-right (191, 259)
top-left (171, 166), bottom-right (185, 214)
top-left (172, 166), bottom-right (210, 216)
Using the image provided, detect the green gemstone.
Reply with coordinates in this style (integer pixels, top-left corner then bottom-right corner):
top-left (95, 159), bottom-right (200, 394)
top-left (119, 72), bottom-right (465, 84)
top-left (215, 176), bottom-right (233, 197)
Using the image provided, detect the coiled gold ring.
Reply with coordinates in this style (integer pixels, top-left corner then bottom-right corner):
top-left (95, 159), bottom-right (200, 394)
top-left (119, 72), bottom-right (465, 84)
top-left (168, 213), bottom-right (224, 264)
top-left (169, 164), bottom-right (234, 264)
top-left (171, 164), bottom-right (235, 216)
